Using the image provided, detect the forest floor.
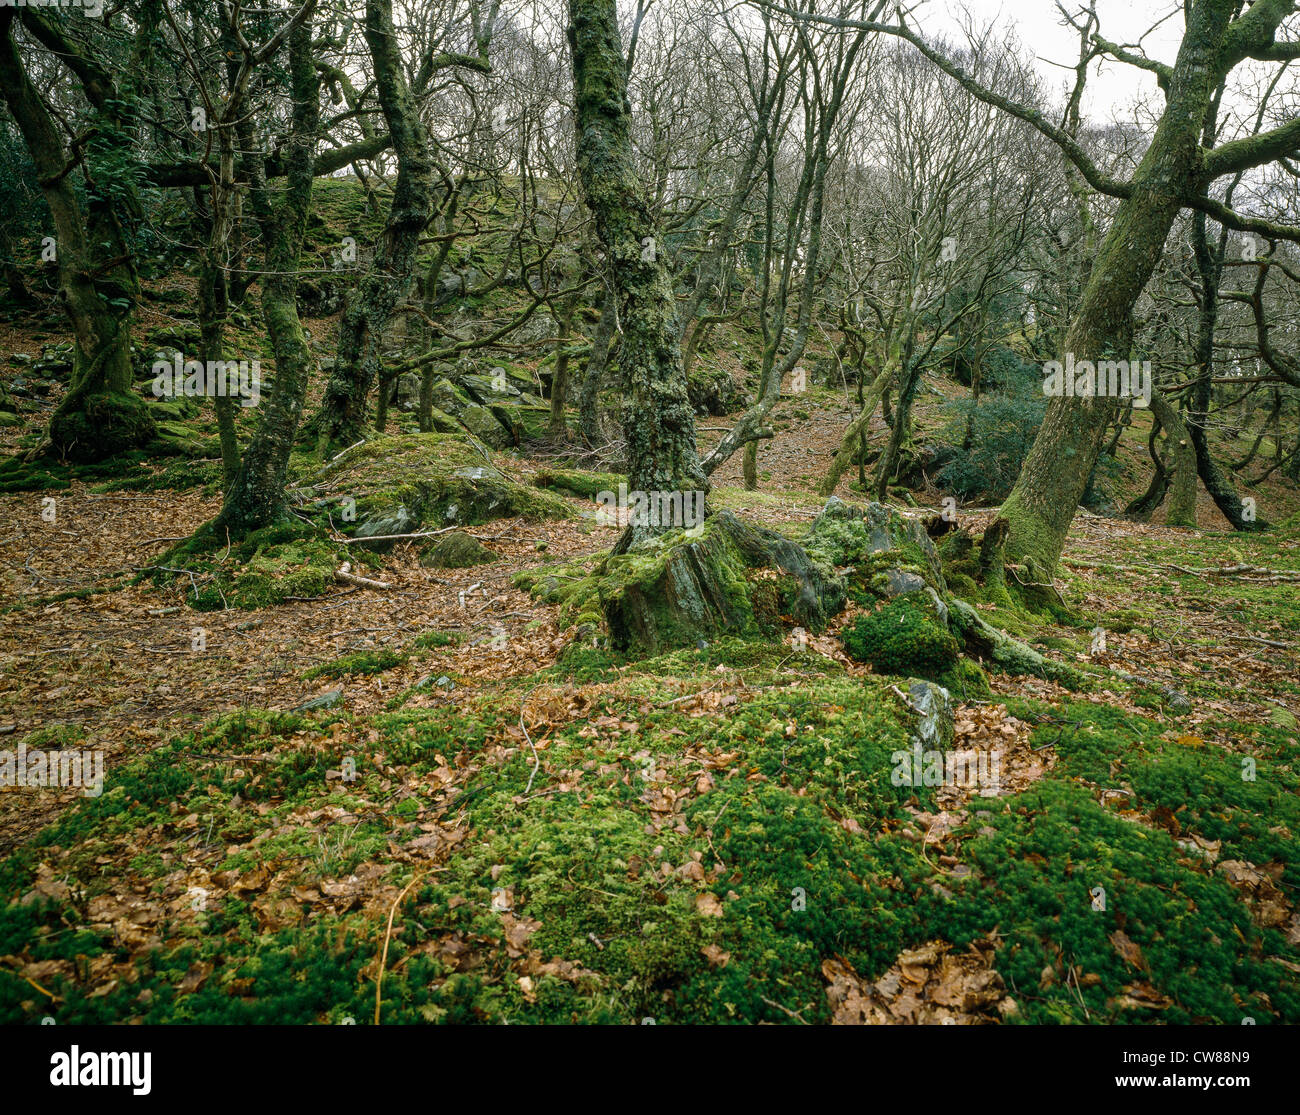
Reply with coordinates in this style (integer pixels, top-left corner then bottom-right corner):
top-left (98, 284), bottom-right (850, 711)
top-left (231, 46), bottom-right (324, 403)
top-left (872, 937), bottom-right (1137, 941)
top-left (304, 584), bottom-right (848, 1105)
top-left (1, 378), bottom-right (1298, 1023)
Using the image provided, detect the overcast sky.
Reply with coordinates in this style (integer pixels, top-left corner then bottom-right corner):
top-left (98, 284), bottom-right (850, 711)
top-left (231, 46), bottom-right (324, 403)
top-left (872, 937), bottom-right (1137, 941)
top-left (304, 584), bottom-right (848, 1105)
top-left (909, 0), bottom-right (1186, 118)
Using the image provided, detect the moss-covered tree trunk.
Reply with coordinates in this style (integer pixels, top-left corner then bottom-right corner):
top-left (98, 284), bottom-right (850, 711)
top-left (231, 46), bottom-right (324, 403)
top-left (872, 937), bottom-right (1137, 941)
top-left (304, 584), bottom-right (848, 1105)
top-left (1187, 210), bottom-right (1261, 529)
top-left (1153, 391), bottom-right (1197, 527)
top-left (211, 17), bottom-right (319, 535)
top-left (567, 0), bottom-right (706, 545)
top-left (0, 9), bottom-right (154, 461)
top-left (547, 295), bottom-right (579, 440)
top-left (578, 278), bottom-right (617, 443)
top-left (316, 0), bottom-right (445, 450)
top-left (818, 363), bottom-right (894, 498)
top-left (998, 1), bottom-right (1238, 575)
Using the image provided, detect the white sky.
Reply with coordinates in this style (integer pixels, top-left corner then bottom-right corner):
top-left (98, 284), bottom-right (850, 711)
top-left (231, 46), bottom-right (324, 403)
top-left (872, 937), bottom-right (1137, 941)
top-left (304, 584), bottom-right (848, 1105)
top-left (912, 0), bottom-right (1187, 118)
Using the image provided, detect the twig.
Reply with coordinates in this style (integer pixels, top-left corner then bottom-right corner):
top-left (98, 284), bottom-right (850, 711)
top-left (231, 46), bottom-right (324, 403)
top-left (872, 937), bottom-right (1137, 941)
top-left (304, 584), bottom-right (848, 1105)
top-left (341, 526), bottom-right (462, 545)
top-left (335, 563), bottom-right (390, 590)
top-left (520, 684), bottom-right (542, 795)
top-left (374, 871), bottom-right (428, 1025)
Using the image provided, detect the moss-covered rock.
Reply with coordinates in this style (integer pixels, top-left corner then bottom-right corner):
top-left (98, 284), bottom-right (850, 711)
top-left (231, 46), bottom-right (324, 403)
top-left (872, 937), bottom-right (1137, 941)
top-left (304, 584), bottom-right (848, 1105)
top-left (309, 433), bottom-right (573, 542)
top-left (599, 510), bottom-right (845, 655)
top-left (804, 497), bottom-right (946, 602)
top-left (149, 521), bottom-right (344, 611)
top-left (419, 530), bottom-right (499, 569)
top-left (49, 391), bottom-right (156, 462)
top-left (428, 378), bottom-right (514, 448)
top-left (532, 467), bottom-right (627, 500)
top-left (685, 362), bottom-right (744, 416)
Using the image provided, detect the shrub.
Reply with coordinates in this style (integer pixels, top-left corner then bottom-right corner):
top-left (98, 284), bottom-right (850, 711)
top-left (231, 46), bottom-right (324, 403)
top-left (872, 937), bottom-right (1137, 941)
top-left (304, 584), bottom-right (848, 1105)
top-left (937, 388), bottom-right (1047, 502)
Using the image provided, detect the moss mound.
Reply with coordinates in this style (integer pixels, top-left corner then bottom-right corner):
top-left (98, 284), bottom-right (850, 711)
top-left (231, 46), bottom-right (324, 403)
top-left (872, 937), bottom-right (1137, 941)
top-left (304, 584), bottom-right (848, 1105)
top-left (148, 521), bottom-right (345, 611)
top-left (803, 497), bottom-right (946, 601)
top-left (48, 390), bottom-right (156, 462)
top-left (420, 530), bottom-right (499, 569)
top-left (303, 648), bottom-right (407, 680)
top-left (307, 433), bottom-right (572, 543)
top-left (531, 467), bottom-right (626, 500)
top-left (842, 596), bottom-right (960, 678)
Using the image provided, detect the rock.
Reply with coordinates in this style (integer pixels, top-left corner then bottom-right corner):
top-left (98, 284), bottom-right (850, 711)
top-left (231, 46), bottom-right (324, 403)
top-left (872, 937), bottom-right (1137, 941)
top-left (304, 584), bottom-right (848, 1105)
top-left (906, 679), bottom-right (955, 750)
top-left (32, 343), bottom-right (74, 378)
top-left (420, 530), bottom-right (499, 569)
top-left (293, 688), bottom-right (344, 711)
top-left (396, 372), bottom-right (422, 409)
top-left (806, 497), bottom-right (947, 597)
top-left (883, 569), bottom-right (928, 597)
top-left (352, 505), bottom-right (419, 552)
top-left (685, 363), bottom-right (745, 416)
top-left (602, 510), bottom-right (845, 654)
top-left (429, 378), bottom-right (514, 448)
top-left (512, 310), bottom-right (556, 345)
top-left (296, 277), bottom-right (345, 316)
top-left (313, 433), bottom-right (572, 542)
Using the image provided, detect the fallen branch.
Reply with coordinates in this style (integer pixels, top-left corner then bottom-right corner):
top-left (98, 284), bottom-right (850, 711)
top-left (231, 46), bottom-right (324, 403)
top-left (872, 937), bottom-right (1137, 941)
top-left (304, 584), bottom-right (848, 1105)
top-left (374, 871), bottom-right (428, 1025)
top-left (340, 526), bottom-right (462, 545)
top-left (334, 563), bottom-right (391, 590)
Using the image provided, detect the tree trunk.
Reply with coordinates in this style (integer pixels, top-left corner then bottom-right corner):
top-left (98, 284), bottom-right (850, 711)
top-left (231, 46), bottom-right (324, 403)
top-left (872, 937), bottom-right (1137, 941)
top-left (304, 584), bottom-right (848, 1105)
top-left (578, 278), bottom-right (617, 444)
top-left (547, 296), bottom-right (579, 441)
top-left (818, 363), bottom-right (895, 498)
top-left (999, 2), bottom-right (1237, 575)
top-left (316, 0), bottom-right (441, 451)
top-left (1152, 391), bottom-right (1196, 527)
top-left (211, 17), bottom-right (319, 534)
top-left (567, 0), bottom-right (706, 546)
top-left (1187, 209), bottom-right (1262, 529)
top-left (0, 9), bottom-right (154, 461)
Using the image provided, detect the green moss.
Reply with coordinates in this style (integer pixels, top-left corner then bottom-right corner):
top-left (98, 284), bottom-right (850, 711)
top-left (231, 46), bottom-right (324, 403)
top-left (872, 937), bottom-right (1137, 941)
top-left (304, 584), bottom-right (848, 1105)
top-left (148, 521), bottom-right (345, 611)
top-left (304, 648), bottom-right (407, 680)
top-left (419, 531), bottom-right (498, 569)
top-left (411, 630), bottom-right (463, 650)
top-left (532, 467), bottom-right (626, 500)
top-left (308, 433), bottom-right (573, 530)
top-left (937, 657), bottom-right (992, 700)
top-left (49, 390), bottom-right (156, 462)
top-left (842, 596), bottom-right (959, 678)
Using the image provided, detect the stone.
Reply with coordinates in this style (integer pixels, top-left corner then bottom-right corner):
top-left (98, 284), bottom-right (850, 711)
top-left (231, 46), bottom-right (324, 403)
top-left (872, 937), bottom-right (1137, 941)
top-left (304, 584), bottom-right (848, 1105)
top-left (907, 679), bottom-right (954, 750)
top-left (352, 505), bottom-right (419, 552)
top-left (420, 530), bottom-right (499, 569)
top-left (602, 510), bottom-right (846, 655)
top-left (883, 569), bottom-right (928, 597)
top-left (293, 688), bottom-right (344, 712)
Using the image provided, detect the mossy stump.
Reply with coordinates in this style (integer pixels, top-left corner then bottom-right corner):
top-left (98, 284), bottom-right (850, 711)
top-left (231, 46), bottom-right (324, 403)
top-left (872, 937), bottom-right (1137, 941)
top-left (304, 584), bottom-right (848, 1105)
top-left (600, 510), bottom-right (845, 655)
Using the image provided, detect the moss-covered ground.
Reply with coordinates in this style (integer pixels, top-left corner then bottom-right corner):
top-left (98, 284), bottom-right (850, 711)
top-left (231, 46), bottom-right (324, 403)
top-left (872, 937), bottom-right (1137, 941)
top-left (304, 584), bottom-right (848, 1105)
top-left (2, 499), bottom-right (1297, 1024)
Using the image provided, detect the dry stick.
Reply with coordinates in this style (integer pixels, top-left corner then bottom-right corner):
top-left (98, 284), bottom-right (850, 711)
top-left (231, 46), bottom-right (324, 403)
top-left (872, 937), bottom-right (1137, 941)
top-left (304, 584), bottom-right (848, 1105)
top-left (1225, 633), bottom-right (1295, 648)
top-left (374, 871), bottom-right (428, 1025)
top-left (520, 685), bottom-right (542, 795)
top-left (334, 563), bottom-right (390, 590)
top-left (340, 526), bottom-right (462, 545)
